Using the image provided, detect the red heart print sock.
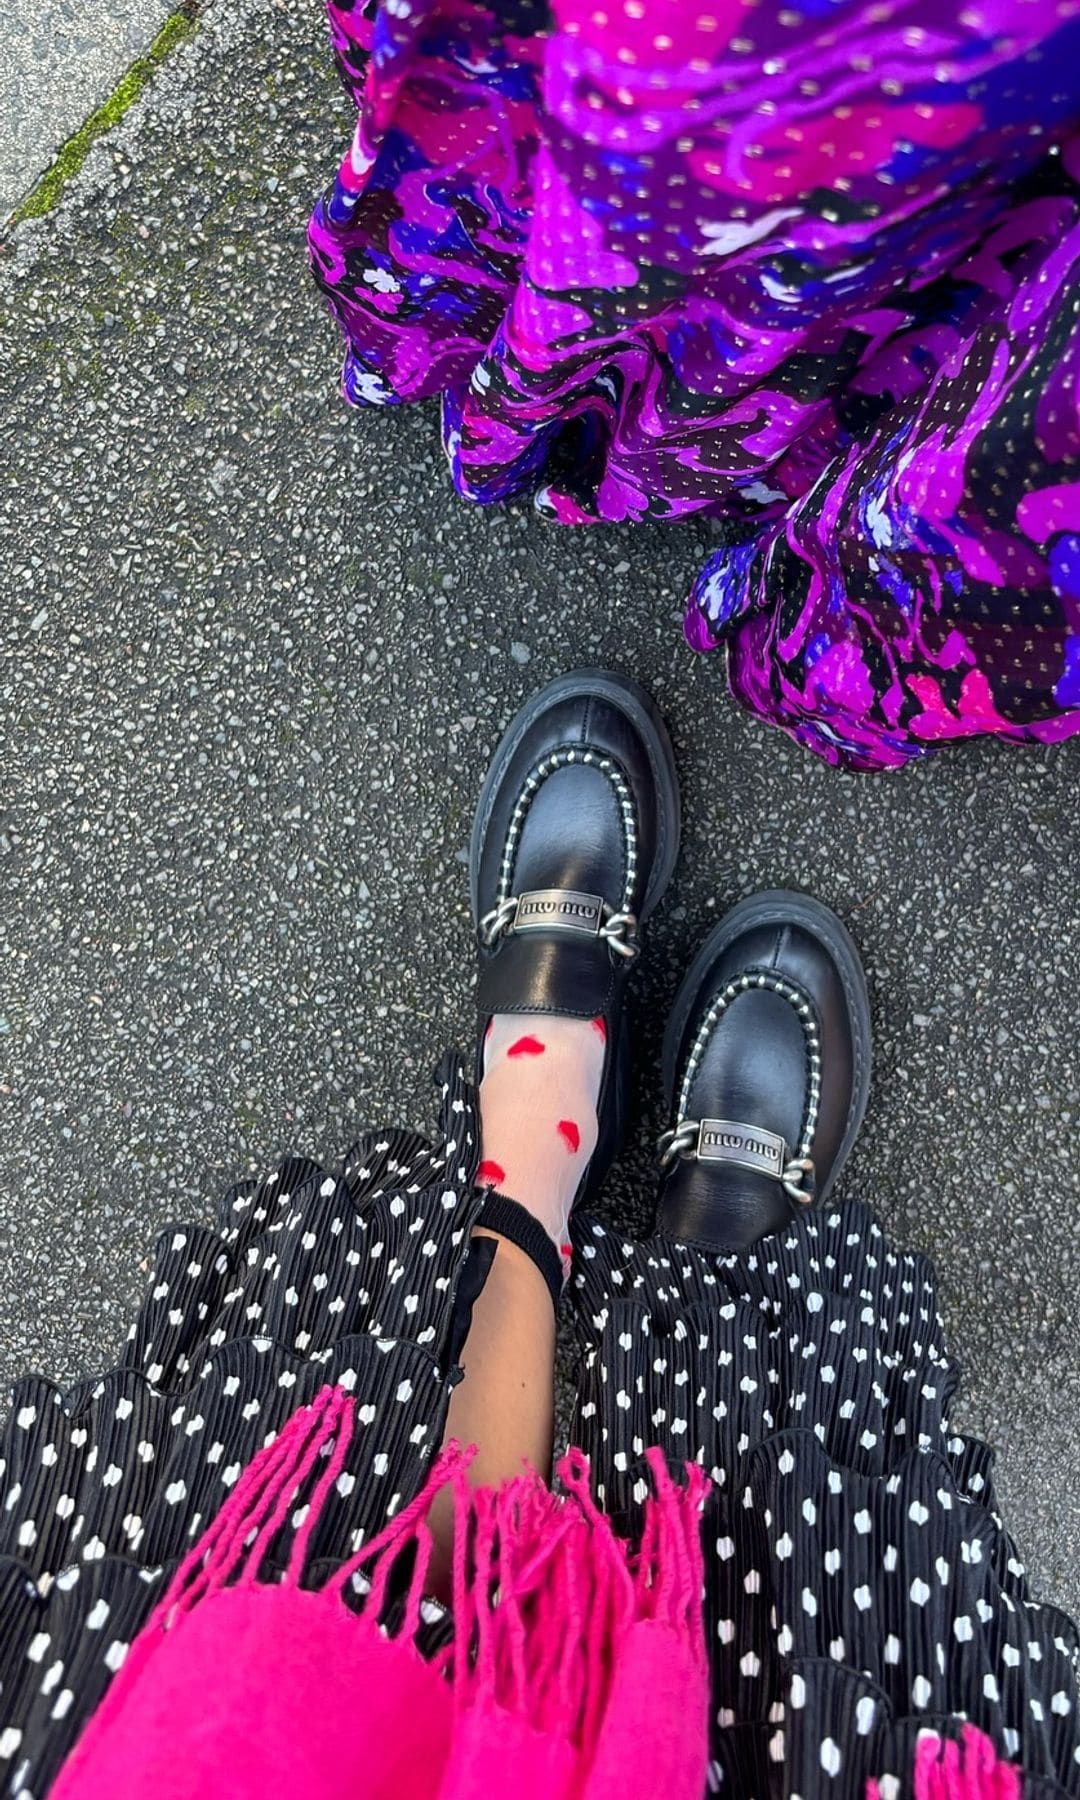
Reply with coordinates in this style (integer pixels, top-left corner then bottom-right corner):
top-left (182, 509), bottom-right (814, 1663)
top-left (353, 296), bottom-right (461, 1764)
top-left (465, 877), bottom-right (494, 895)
top-left (476, 1014), bottom-right (606, 1277)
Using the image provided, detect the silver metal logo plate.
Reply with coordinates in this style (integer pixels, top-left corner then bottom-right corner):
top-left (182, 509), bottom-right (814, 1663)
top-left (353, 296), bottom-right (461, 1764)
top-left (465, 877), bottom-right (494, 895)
top-left (696, 1119), bottom-right (786, 1179)
top-left (513, 889), bottom-right (604, 937)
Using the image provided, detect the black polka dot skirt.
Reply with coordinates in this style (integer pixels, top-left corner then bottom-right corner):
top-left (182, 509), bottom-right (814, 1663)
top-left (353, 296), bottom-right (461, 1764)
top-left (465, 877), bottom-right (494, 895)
top-left (568, 1215), bottom-right (1080, 1795)
top-left (1, 1054), bottom-right (1077, 1798)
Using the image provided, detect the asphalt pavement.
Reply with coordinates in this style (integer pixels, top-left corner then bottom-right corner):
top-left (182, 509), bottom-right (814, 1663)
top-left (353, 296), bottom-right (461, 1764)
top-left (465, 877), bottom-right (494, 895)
top-left (2, 0), bottom-right (1078, 1622)
top-left (1, 0), bottom-right (174, 219)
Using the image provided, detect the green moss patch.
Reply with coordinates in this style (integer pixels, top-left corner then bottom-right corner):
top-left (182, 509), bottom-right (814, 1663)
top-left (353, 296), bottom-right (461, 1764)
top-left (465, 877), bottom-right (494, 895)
top-left (9, 7), bottom-right (199, 227)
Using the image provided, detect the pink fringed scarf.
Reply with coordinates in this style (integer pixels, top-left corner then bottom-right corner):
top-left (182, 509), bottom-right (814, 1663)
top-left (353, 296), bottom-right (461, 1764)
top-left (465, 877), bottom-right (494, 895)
top-left (51, 1385), bottom-right (1031, 1800)
top-left (872, 1726), bottom-right (1025, 1800)
top-left (53, 1386), bottom-right (712, 1799)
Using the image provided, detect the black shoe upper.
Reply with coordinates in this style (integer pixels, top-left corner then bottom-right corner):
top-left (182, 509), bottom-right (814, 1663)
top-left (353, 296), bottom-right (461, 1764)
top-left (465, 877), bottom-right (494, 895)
top-left (470, 670), bottom-right (681, 1198)
top-left (656, 892), bottom-right (872, 1253)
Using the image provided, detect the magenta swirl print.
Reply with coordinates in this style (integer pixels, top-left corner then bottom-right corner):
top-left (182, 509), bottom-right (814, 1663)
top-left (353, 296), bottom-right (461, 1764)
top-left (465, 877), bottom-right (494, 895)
top-left (308, 0), bottom-right (1080, 770)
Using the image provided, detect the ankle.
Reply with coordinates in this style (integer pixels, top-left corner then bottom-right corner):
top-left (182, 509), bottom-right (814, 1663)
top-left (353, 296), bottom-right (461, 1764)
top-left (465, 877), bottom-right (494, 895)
top-left (473, 1220), bottom-right (566, 1309)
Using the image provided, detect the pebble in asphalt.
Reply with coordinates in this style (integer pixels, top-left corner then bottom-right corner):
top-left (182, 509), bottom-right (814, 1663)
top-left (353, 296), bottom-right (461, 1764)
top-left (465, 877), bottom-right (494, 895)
top-left (2, 0), bottom-right (1078, 1621)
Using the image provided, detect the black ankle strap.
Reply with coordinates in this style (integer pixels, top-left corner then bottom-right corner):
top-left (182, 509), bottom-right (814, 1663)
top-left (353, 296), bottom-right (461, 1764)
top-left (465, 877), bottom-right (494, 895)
top-left (478, 1191), bottom-right (564, 1312)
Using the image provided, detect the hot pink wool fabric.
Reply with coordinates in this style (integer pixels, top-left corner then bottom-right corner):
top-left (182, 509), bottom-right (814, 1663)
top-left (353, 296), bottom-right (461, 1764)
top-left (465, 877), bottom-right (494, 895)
top-left (53, 1387), bottom-right (710, 1800)
top-left (896, 1724), bottom-right (1024, 1800)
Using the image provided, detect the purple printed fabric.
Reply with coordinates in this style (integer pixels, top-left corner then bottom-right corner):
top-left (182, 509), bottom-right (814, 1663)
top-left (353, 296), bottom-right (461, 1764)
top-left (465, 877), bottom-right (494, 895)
top-left (308, 0), bottom-right (1080, 770)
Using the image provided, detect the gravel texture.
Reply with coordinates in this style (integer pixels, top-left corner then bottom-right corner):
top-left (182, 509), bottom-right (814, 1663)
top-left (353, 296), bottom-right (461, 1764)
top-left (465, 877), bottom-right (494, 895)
top-left (1, 0), bottom-right (175, 220)
top-left (2, 0), bottom-right (1078, 1621)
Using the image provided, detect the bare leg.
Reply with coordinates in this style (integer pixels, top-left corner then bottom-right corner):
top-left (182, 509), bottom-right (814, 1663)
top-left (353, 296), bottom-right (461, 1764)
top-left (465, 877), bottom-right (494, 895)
top-left (427, 1232), bottom-right (555, 1582)
top-left (445, 1229), bottom-right (556, 1482)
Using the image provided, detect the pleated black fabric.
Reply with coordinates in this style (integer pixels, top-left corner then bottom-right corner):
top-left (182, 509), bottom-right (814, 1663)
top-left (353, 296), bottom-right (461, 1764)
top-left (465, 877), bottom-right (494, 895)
top-left (0, 1055), bottom-right (1077, 1799)
top-left (570, 1212), bottom-right (1080, 1795)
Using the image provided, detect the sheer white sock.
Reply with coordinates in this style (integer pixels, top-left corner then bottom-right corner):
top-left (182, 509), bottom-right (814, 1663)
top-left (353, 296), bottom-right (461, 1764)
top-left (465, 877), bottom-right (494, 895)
top-left (477, 1014), bottom-right (606, 1279)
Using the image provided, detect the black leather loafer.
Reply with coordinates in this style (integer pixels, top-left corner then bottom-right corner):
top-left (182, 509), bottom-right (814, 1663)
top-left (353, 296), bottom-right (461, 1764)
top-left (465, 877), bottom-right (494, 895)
top-left (470, 670), bottom-right (681, 1205)
top-left (655, 891), bottom-right (872, 1251)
